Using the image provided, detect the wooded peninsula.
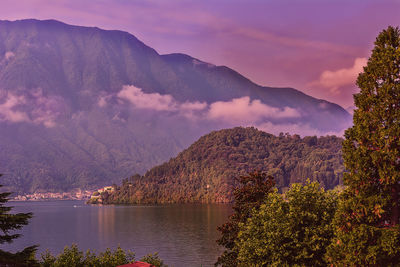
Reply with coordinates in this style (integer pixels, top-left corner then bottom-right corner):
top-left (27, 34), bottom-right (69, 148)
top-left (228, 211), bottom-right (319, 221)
top-left (90, 127), bottom-right (344, 204)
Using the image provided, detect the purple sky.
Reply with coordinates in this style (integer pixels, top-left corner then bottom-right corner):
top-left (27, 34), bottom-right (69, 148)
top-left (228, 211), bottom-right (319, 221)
top-left (1, 0), bottom-right (400, 108)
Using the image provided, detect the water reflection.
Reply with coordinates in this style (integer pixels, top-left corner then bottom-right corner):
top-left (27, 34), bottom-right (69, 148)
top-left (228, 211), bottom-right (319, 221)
top-left (97, 205), bottom-right (115, 242)
top-left (8, 201), bottom-right (231, 267)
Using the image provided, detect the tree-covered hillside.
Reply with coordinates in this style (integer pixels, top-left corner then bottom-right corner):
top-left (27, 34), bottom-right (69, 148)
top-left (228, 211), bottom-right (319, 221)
top-left (99, 127), bottom-right (344, 204)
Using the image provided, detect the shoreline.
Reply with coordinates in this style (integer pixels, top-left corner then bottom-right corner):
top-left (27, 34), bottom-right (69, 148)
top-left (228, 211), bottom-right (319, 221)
top-left (9, 198), bottom-right (89, 202)
top-left (12, 190), bottom-right (93, 202)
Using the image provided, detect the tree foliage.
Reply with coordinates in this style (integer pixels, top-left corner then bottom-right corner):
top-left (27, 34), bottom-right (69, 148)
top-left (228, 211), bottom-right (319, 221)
top-left (96, 127), bottom-right (344, 204)
top-left (215, 171), bottom-right (275, 266)
top-left (139, 252), bottom-right (168, 267)
top-left (327, 26), bottom-right (400, 265)
top-left (0, 174), bottom-right (37, 266)
top-left (38, 244), bottom-right (167, 267)
top-left (39, 245), bottom-right (134, 266)
top-left (236, 182), bottom-right (337, 266)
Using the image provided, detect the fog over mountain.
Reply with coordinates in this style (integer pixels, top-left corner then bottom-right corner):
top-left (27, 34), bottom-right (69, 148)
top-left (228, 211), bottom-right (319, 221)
top-left (0, 19), bottom-right (351, 193)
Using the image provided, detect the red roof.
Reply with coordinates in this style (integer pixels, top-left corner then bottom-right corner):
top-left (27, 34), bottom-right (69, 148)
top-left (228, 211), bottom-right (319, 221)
top-left (118, 262), bottom-right (154, 267)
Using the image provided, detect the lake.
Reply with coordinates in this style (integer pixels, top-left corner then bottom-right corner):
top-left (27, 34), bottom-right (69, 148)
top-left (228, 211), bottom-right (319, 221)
top-left (6, 200), bottom-right (232, 267)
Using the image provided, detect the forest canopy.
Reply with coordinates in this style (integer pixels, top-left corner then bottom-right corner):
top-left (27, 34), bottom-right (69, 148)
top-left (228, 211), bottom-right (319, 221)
top-left (96, 127), bottom-right (344, 204)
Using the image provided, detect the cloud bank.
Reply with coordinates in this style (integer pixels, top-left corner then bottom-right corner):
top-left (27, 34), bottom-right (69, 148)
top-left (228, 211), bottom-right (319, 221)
top-left (0, 89), bottom-right (63, 127)
top-left (99, 85), bottom-right (340, 136)
top-left (1, 84), bottom-right (343, 136)
top-left (111, 85), bottom-right (300, 122)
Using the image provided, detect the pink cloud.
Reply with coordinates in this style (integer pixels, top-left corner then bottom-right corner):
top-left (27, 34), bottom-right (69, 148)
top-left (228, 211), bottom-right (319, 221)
top-left (311, 57), bottom-right (367, 94)
top-left (208, 96), bottom-right (299, 124)
top-left (114, 85), bottom-right (300, 124)
top-left (0, 89), bottom-right (63, 127)
top-left (0, 93), bottom-right (30, 123)
top-left (117, 85), bottom-right (178, 111)
top-left (4, 51), bottom-right (15, 60)
top-left (232, 27), bottom-right (360, 55)
top-left (115, 85), bottom-right (208, 118)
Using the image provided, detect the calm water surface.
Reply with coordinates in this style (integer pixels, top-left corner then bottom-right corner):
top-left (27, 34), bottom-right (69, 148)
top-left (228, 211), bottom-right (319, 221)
top-left (7, 201), bottom-right (232, 267)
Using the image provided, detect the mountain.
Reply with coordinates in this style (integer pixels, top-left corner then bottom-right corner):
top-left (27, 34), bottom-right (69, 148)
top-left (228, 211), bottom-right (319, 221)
top-left (0, 19), bottom-right (351, 193)
top-left (96, 127), bottom-right (344, 204)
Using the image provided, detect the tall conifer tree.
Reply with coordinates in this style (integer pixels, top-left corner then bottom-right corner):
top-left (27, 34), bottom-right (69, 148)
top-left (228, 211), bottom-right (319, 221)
top-left (327, 26), bottom-right (400, 265)
top-left (0, 174), bottom-right (37, 266)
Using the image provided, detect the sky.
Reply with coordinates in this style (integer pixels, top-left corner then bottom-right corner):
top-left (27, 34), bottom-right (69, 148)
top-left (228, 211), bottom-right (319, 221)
top-left (1, 0), bottom-right (400, 108)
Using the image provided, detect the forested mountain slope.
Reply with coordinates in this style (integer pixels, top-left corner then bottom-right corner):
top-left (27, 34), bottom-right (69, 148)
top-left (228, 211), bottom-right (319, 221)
top-left (101, 127), bottom-right (344, 204)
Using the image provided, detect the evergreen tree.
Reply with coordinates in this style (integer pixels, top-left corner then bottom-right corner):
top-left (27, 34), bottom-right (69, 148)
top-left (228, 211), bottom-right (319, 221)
top-left (215, 171), bottom-right (275, 266)
top-left (327, 26), bottom-right (400, 265)
top-left (0, 174), bottom-right (37, 266)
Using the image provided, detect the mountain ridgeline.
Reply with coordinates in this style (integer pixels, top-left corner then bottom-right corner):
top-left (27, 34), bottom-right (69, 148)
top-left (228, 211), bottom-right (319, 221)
top-left (0, 19), bottom-right (350, 193)
top-left (98, 127), bottom-right (344, 204)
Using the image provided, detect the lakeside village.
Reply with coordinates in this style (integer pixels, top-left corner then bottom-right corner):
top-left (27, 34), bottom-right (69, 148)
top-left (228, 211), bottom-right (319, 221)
top-left (12, 186), bottom-right (115, 202)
